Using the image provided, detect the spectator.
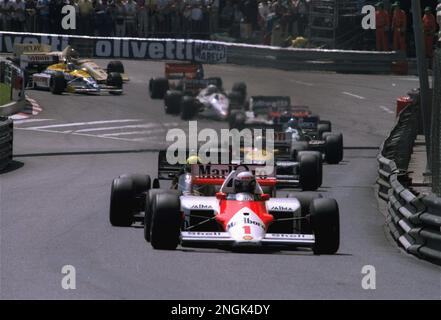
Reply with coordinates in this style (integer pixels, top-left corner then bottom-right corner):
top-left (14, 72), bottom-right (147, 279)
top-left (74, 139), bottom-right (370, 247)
top-left (25, 0), bottom-right (38, 32)
top-left (78, 0), bottom-right (94, 35)
top-left (137, 0), bottom-right (150, 37)
top-left (95, 0), bottom-right (113, 36)
top-left (297, 0), bottom-right (307, 37)
top-left (191, 1), bottom-right (204, 35)
top-left (49, 0), bottom-right (65, 34)
top-left (182, 2), bottom-right (192, 35)
top-left (1, 0), bottom-right (14, 31)
top-left (423, 6), bottom-right (436, 58)
top-left (207, 0), bottom-right (219, 34)
top-left (12, 0), bottom-right (26, 32)
top-left (36, 0), bottom-right (50, 32)
top-left (231, 2), bottom-right (242, 38)
top-left (169, 0), bottom-right (182, 36)
top-left (220, 0), bottom-right (233, 28)
top-left (125, 0), bottom-right (137, 37)
top-left (114, 0), bottom-right (126, 36)
top-left (156, 0), bottom-right (171, 34)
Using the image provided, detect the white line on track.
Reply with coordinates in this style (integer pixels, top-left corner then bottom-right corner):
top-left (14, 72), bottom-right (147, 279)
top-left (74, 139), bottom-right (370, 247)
top-left (289, 79), bottom-right (314, 86)
top-left (22, 119), bottom-right (142, 130)
top-left (72, 123), bottom-right (160, 133)
top-left (12, 118), bottom-right (53, 125)
top-left (99, 129), bottom-right (167, 137)
top-left (342, 91), bottom-right (366, 100)
top-left (379, 105), bottom-right (394, 114)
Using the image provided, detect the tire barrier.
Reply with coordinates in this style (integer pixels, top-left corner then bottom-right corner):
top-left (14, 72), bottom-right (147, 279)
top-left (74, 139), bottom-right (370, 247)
top-left (0, 116), bottom-right (13, 171)
top-left (377, 100), bottom-right (441, 265)
top-left (0, 31), bottom-right (403, 74)
top-left (0, 58), bottom-right (26, 117)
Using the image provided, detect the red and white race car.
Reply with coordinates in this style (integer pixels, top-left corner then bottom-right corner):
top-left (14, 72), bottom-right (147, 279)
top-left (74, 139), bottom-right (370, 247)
top-left (109, 164), bottom-right (340, 255)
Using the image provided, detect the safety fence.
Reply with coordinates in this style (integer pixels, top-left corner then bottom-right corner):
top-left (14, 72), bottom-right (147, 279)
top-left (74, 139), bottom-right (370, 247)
top-left (0, 31), bottom-right (404, 74)
top-left (377, 99), bottom-right (441, 265)
top-left (431, 49), bottom-right (441, 196)
top-left (0, 117), bottom-right (13, 171)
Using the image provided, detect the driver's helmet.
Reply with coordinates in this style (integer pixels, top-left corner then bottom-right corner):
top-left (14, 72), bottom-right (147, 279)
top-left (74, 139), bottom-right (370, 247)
top-left (185, 155), bottom-right (201, 172)
top-left (279, 110), bottom-right (292, 123)
top-left (66, 47), bottom-right (80, 62)
top-left (233, 171), bottom-right (256, 194)
top-left (205, 84), bottom-right (218, 95)
top-left (66, 62), bottom-right (76, 71)
top-left (287, 117), bottom-right (299, 128)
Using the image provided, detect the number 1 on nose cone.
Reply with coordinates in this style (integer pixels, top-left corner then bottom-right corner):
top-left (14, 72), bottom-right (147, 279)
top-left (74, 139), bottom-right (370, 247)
top-left (243, 226), bottom-right (251, 235)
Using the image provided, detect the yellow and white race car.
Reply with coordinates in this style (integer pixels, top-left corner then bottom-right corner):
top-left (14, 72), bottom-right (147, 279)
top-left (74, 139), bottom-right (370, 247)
top-left (31, 61), bottom-right (123, 95)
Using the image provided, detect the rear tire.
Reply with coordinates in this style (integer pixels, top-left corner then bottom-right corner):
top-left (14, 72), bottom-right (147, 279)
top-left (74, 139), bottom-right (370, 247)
top-left (298, 151), bottom-right (322, 191)
top-left (324, 133), bottom-right (343, 164)
top-left (318, 122), bottom-right (331, 139)
top-left (149, 78), bottom-right (169, 99)
top-left (164, 90), bottom-right (182, 114)
top-left (310, 198), bottom-right (340, 254)
top-left (228, 111), bottom-right (246, 130)
top-left (150, 193), bottom-right (182, 250)
top-left (180, 96), bottom-right (197, 120)
top-left (109, 177), bottom-right (135, 226)
top-left (231, 82), bottom-right (247, 105)
top-left (107, 61), bottom-right (125, 74)
top-left (50, 72), bottom-right (66, 95)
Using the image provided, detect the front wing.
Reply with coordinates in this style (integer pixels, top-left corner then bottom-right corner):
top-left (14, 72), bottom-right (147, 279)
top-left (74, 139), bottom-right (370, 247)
top-left (180, 231), bottom-right (315, 248)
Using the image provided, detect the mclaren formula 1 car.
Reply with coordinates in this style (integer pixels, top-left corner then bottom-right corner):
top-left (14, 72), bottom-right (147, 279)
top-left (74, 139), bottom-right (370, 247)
top-left (109, 164), bottom-right (339, 254)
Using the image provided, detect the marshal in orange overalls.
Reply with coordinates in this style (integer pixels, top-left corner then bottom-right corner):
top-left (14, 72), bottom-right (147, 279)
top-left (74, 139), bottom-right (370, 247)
top-left (392, 8), bottom-right (407, 52)
top-left (376, 8), bottom-right (390, 51)
top-left (423, 12), bottom-right (437, 58)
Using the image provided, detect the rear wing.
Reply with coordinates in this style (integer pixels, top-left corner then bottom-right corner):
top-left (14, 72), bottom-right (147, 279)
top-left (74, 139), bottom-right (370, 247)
top-left (182, 78), bottom-right (218, 92)
top-left (191, 164), bottom-right (276, 187)
top-left (13, 44), bottom-right (51, 56)
top-left (157, 148), bottom-right (230, 180)
top-left (165, 63), bottom-right (203, 80)
top-left (250, 96), bottom-right (291, 114)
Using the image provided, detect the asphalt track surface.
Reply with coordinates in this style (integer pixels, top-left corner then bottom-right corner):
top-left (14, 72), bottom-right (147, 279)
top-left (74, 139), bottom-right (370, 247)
top-left (1, 60), bottom-right (440, 299)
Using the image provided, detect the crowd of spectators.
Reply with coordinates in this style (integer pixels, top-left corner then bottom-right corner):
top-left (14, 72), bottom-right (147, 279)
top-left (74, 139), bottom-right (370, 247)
top-left (0, 0), bottom-right (311, 44)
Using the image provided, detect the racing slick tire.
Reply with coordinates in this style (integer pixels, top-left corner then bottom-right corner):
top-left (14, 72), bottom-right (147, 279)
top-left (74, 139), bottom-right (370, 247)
top-left (150, 192), bottom-right (182, 250)
top-left (310, 198), bottom-right (340, 254)
top-left (164, 90), bottom-right (182, 114)
top-left (228, 91), bottom-right (246, 110)
top-left (180, 96), bottom-right (197, 120)
top-left (149, 78), bottom-right (169, 99)
top-left (109, 177), bottom-right (135, 227)
top-left (290, 141), bottom-right (309, 161)
top-left (298, 151), bottom-right (322, 191)
top-left (323, 132), bottom-right (343, 164)
top-left (318, 121), bottom-right (331, 139)
top-left (231, 82), bottom-right (247, 104)
top-left (287, 192), bottom-right (323, 234)
top-left (144, 188), bottom-right (166, 242)
top-left (107, 72), bottom-right (123, 95)
top-left (107, 60), bottom-right (125, 74)
top-left (50, 72), bottom-right (67, 95)
top-left (228, 111), bottom-right (246, 130)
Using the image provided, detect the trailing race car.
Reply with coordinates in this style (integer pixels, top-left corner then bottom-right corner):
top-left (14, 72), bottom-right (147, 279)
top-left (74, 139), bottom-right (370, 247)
top-left (109, 164), bottom-right (339, 254)
top-left (229, 96), bottom-right (343, 164)
top-left (30, 62), bottom-right (123, 95)
top-left (150, 62), bottom-right (247, 120)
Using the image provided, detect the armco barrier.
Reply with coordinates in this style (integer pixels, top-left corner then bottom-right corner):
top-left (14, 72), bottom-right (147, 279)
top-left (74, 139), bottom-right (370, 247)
top-left (0, 116), bottom-right (13, 171)
top-left (377, 101), bottom-right (441, 265)
top-left (0, 31), bottom-right (403, 74)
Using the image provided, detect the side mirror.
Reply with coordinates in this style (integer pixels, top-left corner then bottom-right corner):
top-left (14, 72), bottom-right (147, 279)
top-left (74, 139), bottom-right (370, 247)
top-left (260, 194), bottom-right (270, 201)
top-left (216, 192), bottom-right (227, 200)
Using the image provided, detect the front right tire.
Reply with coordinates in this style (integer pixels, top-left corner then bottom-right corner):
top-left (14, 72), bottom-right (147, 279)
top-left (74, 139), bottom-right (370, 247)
top-left (150, 193), bottom-right (182, 250)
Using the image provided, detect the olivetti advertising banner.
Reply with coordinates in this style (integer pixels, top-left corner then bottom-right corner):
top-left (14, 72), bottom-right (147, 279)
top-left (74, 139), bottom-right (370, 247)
top-left (0, 32), bottom-right (227, 64)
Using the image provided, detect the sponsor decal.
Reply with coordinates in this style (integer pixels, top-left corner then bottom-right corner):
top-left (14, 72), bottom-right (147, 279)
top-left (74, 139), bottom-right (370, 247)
top-left (0, 32), bottom-right (227, 64)
top-left (190, 203), bottom-right (213, 209)
top-left (243, 217), bottom-right (265, 229)
top-left (243, 235), bottom-right (253, 241)
top-left (270, 205), bottom-right (294, 212)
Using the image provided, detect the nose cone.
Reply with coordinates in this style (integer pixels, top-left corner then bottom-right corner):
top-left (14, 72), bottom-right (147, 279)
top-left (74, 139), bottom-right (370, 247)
top-left (227, 208), bottom-right (266, 244)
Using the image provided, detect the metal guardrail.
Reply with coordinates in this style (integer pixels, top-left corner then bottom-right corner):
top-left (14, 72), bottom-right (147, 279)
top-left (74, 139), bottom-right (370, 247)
top-left (0, 116), bottom-right (13, 171)
top-left (0, 31), bottom-right (404, 74)
top-left (377, 102), bottom-right (441, 265)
